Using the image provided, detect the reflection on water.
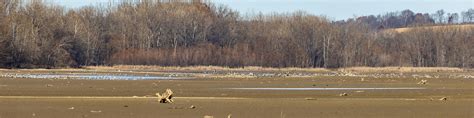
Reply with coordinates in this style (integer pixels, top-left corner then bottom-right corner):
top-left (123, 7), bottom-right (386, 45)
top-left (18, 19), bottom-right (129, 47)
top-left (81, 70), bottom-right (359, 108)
top-left (228, 88), bottom-right (426, 90)
top-left (3, 74), bottom-right (181, 80)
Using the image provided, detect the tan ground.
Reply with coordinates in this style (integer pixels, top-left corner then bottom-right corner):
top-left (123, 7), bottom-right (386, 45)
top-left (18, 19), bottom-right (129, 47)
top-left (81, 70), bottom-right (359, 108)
top-left (0, 67), bottom-right (472, 118)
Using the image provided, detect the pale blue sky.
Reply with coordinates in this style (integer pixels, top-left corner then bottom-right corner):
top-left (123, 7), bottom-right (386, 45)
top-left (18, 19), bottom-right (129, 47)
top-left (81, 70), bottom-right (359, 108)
top-left (50, 0), bottom-right (473, 20)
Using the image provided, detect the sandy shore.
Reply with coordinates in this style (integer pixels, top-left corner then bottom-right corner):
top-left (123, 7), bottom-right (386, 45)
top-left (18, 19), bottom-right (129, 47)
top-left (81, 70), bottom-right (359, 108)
top-left (0, 68), bottom-right (472, 118)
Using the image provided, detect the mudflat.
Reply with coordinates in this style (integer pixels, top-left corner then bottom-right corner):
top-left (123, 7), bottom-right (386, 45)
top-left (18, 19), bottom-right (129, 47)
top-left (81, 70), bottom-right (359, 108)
top-left (0, 67), bottom-right (472, 118)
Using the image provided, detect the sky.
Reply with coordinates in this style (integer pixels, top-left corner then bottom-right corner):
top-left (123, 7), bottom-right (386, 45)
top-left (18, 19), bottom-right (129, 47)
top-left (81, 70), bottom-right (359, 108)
top-left (50, 0), bottom-right (474, 20)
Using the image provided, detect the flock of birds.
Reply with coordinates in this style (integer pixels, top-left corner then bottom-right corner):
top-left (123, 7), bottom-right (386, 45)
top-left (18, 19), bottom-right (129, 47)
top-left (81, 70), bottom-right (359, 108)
top-left (0, 73), bottom-right (180, 80)
top-left (219, 71), bottom-right (474, 79)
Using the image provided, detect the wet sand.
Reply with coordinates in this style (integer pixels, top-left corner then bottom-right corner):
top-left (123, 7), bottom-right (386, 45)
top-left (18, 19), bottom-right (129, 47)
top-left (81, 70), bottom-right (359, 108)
top-left (0, 69), bottom-right (473, 118)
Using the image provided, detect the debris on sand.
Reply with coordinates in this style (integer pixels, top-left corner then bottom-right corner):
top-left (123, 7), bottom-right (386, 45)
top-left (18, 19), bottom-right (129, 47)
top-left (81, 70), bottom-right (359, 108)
top-left (68, 107), bottom-right (75, 110)
top-left (227, 114), bottom-right (232, 118)
top-left (46, 84), bottom-right (53, 87)
top-left (152, 82), bottom-right (159, 87)
top-left (157, 89), bottom-right (174, 103)
top-left (188, 105), bottom-right (196, 109)
top-left (439, 97), bottom-right (448, 101)
top-left (204, 115), bottom-right (214, 118)
top-left (90, 110), bottom-right (102, 113)
top-left (145, 95), bottom-right (155, 97)
top-left (339, 93), bottom-right (348, 96)
top-left (417, 80), bottom-right (428, 84)
top-left (169, 106), bottom-right (184, 109)
top-left (305, 97), bottom-right (317, 100)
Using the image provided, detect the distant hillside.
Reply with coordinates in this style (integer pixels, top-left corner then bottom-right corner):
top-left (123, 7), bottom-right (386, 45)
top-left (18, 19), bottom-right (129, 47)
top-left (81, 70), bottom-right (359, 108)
top-left (384, 24), bottom-right (474, 33)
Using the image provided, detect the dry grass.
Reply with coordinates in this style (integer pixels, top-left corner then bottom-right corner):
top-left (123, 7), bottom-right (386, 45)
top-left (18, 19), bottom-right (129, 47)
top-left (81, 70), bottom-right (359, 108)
top-left (384, 24), bottom-right (474, 33)
top-left (339, 67), bottom-right (465, 73)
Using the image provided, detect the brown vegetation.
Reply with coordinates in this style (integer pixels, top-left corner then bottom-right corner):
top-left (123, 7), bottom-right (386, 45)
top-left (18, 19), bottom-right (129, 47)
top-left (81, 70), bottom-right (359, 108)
top-left (386, 24), bottom-right (474, 33)
top-left (339, 67), bottom-right (465, 73)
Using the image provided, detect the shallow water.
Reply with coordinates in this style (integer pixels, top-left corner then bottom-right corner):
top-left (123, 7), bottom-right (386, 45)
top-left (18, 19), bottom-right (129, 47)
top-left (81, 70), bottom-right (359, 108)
top-left (227, 88), bottom-right (426, 90)
top-left (3, 74), bottom-right (182, 80)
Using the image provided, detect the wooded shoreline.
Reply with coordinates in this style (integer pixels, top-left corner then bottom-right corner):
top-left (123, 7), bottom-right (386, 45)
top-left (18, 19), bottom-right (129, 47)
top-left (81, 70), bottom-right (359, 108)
top-left (1, 0), bottom-right (473, 68)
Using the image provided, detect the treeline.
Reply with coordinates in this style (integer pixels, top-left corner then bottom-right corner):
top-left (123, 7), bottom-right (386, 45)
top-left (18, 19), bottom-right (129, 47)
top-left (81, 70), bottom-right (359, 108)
top-left (0, 0), bottom-right (473, 68)
top-left (339, 9), bottom-right (474, 30)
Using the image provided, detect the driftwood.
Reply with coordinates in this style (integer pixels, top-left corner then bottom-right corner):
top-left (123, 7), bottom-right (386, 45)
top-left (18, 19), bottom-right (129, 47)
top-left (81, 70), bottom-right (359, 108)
top-left (156, 89), bottom-right (174, 103)
top-left (189, 105), bottom-right (196, 109)
top-left (417, 80), bottom-right (428, 84)
top-left (439, 97), bottom-right (447, 101)
top-left (339, 93), bottom-right (348, 96)
top-left (203, 115), bottom-right (214, 118)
